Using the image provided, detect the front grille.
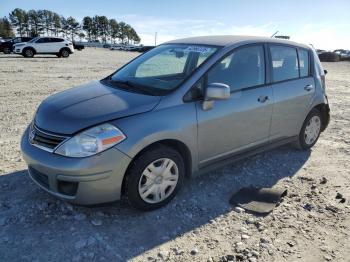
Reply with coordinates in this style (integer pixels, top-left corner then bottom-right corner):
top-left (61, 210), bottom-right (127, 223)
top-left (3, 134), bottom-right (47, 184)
top-left (29, 167), bottom-right (49, 189)
top-left (29, 124), bottom-right (68, 152)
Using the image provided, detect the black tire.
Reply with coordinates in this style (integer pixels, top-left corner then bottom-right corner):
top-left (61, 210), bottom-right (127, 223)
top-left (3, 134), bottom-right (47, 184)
top-left (125, 145), bottom-right (185, 211)
top-left (3, 47), bottom-right (11, 54)
top-left (60, 48), bottom-right (70, 58)
top-left (23, 48), bottom-right (34, 58)
top-left (294, 109), bottom-right (322, 150)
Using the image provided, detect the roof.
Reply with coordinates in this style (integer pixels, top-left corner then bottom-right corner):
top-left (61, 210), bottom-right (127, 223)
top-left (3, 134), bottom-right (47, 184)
top-left (164, 35), bottom-right (310, 49)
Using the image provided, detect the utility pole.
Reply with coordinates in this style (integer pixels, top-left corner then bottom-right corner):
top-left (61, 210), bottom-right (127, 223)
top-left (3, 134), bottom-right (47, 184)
top-left (155, 32), bottom-right (157, 46)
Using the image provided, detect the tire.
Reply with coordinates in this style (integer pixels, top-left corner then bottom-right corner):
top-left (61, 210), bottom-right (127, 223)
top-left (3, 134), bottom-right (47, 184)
top-left (3, 47), bottom-right (11, 54)
top-left (293, 109), bottom-right (322, 150)
top-left (125, 145), bottom-right (185, 211)
top-left (60, 49), bottom-right (70, 58)
top-left (23, 48), bottom-right (34, 58)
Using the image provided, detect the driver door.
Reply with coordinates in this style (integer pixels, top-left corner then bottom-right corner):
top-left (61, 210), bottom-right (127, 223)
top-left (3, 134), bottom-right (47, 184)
top-left (196, 45), bottom-right (273, 166)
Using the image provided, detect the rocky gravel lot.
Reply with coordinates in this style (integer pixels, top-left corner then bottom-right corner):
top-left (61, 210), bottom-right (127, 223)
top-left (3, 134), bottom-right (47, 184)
top-left (0, 49), bottom-right (349, 262)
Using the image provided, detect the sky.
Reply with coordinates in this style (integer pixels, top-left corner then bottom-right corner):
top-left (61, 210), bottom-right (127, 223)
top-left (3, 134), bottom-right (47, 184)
top-left (1, 0), bottom-right (349, 50)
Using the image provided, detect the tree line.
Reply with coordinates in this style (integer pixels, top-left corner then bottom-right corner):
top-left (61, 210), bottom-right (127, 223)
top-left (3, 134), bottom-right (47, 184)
top-left (0, 8), bottom-right (141, 44)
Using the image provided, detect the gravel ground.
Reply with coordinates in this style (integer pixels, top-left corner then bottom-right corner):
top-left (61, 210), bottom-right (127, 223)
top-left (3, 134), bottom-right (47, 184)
top-left (0, 49), bottom-right (349, 262)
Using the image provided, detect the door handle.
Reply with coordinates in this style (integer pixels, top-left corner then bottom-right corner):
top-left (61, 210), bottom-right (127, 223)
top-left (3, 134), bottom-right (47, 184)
top-left (258, 95), bottom-right (269, 103)
top-left (304, 84), bottom-right (313, 91)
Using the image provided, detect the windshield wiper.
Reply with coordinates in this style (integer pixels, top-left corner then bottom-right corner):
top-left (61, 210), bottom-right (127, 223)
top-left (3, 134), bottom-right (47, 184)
top-left (102, 77), bottom-right (157, 96)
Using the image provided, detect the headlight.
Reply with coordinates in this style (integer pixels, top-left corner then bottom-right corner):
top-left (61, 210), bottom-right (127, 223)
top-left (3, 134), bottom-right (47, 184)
top-left (55, 123), bottom-right (126, 157)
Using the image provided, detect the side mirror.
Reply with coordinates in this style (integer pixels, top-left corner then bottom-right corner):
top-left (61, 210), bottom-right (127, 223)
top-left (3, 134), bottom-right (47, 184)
top-left (202, 83), bottom-right (230, 111)
top-left (324, 69), bottom-right (328, 75)
top-left (205, 83), bottom-right (230, 100)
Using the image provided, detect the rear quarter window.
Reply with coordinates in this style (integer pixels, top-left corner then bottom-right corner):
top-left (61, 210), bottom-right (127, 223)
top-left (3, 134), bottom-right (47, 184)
top-left (50, 38), bottom-right (64, 42)
top-left (298, 49), bottom-right (309, 77)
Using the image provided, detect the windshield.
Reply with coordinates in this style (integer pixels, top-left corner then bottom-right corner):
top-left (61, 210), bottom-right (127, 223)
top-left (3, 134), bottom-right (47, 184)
top-left (106, 44), bottom-right (218, 95)
top-left (28, 37), bottom-right (40, 43)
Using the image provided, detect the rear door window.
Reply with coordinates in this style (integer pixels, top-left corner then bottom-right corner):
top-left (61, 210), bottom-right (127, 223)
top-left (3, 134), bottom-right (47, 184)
top-left (270, 45), bottom-right (298, 82)
top-left (298, 49), bottom-right (309, 77)
top-left (207, 45), bottom-right (265, 91)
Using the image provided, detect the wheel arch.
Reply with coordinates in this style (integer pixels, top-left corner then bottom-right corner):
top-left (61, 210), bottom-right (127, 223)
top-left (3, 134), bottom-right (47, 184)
top-left (313, 103), bottom-right (330, 132)
top-left (120, 139), bottom-right (192, 197)
top-left (59, 47), bottom-right (72, 54)
top-left (23, 46), bottom-right (36, 54)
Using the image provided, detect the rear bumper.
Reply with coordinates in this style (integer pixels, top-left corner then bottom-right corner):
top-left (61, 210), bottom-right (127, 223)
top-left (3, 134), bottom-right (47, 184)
top-left (21, 127), bottom-right (132, 205)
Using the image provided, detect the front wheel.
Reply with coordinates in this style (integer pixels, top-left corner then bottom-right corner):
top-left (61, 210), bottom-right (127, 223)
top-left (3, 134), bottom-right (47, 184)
top-left (294, 109), bottom-right (322, 150)
top-left (23, 48), bottom-right (34, 58)
top-left (125, 146), bottom-right (185, 211)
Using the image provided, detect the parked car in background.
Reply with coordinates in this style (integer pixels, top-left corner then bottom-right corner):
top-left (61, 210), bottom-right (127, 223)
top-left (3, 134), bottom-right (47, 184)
top-left (137, 45), bottom-right (154, 53)
top-left (316, 49), bottom-right (327, 55)
top-left (0, 36), bottom-right (33, 54)
top-left (334, 49), bottom-right (350, 59)
top-left (73, 41), bottom-right (85, 51)
top-left (318, 52), bottom-right (340, 62)
top-left (21, 35), bottom-right (330, 211)
top-left (13, 37), bottom-right (74, 58)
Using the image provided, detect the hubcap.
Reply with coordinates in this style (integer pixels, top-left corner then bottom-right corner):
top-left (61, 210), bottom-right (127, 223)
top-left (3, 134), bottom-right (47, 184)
top-left (26, 50), bottom-right (33, 56)
top-left (138, 158), bottom-right (179, 204)
top-left (304, 116), bottom-right (321, 145)
top-left (62, 51), bottom-right (68, 57)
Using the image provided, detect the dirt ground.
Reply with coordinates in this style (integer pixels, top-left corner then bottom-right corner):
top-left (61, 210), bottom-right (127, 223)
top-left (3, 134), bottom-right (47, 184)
top-left (0, 48), bottom-right (349, 262)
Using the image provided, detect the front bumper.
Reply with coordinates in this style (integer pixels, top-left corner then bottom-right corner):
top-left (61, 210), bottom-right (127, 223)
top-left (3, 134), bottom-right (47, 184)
top-left (21, 127), bottom-right (132, 205)
top-left (13, 47), bottom-right (23, 54)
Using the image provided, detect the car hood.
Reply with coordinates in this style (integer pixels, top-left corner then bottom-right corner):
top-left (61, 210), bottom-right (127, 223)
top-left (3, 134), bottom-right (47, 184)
top-left (34, 81), bottom-right (161, 134)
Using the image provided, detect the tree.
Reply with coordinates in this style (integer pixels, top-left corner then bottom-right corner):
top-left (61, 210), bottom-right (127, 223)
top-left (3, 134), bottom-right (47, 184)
top-left (109, 19), bottom-right (119, 44)
top-left (6, 8), bottom-right (141, 44)
top-left (78, 32), bottom-right (85, 41)
top-left (0, 17), bottom-right (15, 38)
top-left (82, 16), bottom-right (93, 41)
top-left (118, 21), bottom-right (127, 43)
top-left (39, 9), bottom-right (54, 35)
top-left (60, 16), bottom-right (69, 38)
top-left (66, 16), bottom-right (80, 41)
top-left (130, 28), bottom-right (140, 44)
top-left (9, 8), bottom-right (27, 36)
top-left (96, 16), bottom-right (109, 43)
top-left (52, 12), bottom-right (61, 36)
top-left (28, 10), bottom-right (42, 37)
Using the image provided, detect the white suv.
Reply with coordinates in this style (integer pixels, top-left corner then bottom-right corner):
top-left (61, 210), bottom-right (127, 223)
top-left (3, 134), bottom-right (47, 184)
top-left (13, 37), bottom-right (74, 58)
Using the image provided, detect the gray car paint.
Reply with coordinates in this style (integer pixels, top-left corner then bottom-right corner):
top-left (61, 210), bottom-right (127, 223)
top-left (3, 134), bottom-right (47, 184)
top-left (21, 35), bottom-right (329, 205)
top-left (34, 80), bottom-right (161, 134)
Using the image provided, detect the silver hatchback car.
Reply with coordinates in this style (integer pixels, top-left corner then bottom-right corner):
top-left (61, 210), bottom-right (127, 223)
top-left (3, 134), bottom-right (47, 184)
top-left (21, 35), bottom-right (330, 210)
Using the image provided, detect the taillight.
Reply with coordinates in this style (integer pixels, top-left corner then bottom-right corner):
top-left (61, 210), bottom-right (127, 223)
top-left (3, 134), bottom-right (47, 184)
top-left (68, 42), bottom-right (73, 45)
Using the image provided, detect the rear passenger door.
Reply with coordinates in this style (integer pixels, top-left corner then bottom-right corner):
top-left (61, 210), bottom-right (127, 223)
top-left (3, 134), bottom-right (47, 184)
top-left (196, 45), bottom-right (273, 165)
top-left (34, 37), bottom-right (51, 53)
top-left (50, 38), bottom-right (64, 52)
top-left (268, 45), bottom-right (315, 140)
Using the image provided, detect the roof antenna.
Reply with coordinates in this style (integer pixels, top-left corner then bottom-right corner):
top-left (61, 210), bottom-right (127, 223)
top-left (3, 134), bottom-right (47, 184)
top-left (271, 31), bottom-right (279, 38)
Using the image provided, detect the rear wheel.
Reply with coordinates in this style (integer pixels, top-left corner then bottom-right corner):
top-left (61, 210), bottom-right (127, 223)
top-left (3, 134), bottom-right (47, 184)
top-left (294, 109), bottom-right (322, 150)
top-left (125, 145), bottom-right (185, 211)
top-left (60, 49), bottom-right (70, 58)
top-left (3, 47), bottom-right (11, 54)
top-left (23, 48), bottom-right (34, 58)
